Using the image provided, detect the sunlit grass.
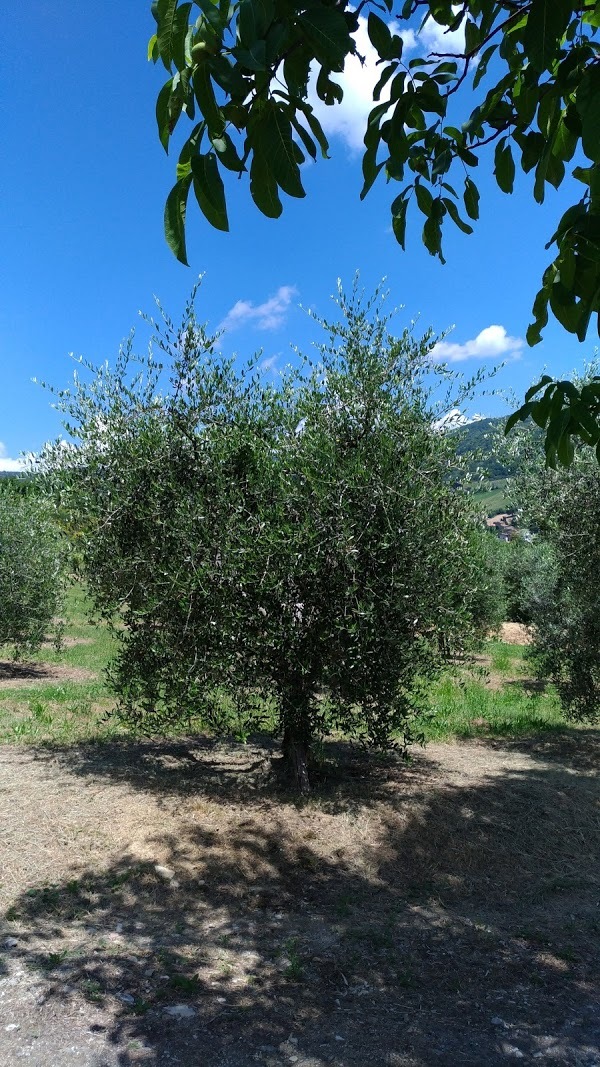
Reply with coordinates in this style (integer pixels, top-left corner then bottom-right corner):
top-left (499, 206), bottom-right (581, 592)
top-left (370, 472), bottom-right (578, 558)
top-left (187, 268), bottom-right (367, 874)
top-left (418, 674), bottom-right (565, 742)
top-left (0, 583), bottom-right (119, 744)
top-left (0, 583), bottom-right (567, 748)
top-left (486, 639), bottom-right (527, 676)
top-left (0, 690), bottom-right (120, 745)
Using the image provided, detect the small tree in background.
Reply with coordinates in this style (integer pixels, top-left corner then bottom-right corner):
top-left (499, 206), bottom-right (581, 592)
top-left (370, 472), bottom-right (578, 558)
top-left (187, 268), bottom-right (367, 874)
top-left (43, 285), bottom-right (495, 789)
top-left (499, 536), bottom-right (557, 626)
top-left (0, 483), bottom-right (66, 656)
top-left (516, 452), bottom-right (600, 723)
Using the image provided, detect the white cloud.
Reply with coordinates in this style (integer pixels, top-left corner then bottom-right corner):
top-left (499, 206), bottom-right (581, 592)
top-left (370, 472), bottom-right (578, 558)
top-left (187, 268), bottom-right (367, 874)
top-left (0, 443), bottom-right (26, 472)
top-left (432, 408), bottom-right (484, 431)
top-left (430, 325), bottom-right (524, 363)
top-left (308, 17), bottom-right (418, 153)
top-left (305, 10), bottom-right (468, 154)
top-left (218, 285), bottom-right (298, 333)
top-left (418, 10), bottom-right (466, 56)
top-left (259, 354), bottom-right (279, 373)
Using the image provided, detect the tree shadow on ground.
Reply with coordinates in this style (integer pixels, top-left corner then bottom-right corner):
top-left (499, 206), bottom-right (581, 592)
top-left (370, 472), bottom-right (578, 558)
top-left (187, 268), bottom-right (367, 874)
top-left (0, 660), bottom-right (60, 681)
top-left (1, 731), bottom-right (599, 1066)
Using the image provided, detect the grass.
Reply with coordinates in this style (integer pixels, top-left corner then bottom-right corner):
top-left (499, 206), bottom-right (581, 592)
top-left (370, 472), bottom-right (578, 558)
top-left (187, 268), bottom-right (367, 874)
top-left (486, 638), bottom-right (526, 674)
top-left (469, 479), bottom-right (510, 515)
top-left (419, 675), bottom-right (564, 742)
top-left (0, 583), bottom-right (119, 745)
top-left (46, 583), bottom-right (118, 673)
top-left (415, 632), bottom-right (566, 741)
top-left (0, 581), bottom-right (567, 749)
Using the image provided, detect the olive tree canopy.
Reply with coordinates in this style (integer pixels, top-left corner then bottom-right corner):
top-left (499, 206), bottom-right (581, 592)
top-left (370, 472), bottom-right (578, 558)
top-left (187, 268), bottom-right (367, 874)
top-left (42, 286), bottom-right (495, 789)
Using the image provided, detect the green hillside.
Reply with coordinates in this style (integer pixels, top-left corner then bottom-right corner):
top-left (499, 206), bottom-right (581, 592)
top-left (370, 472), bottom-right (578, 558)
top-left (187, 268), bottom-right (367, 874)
top-left (454, 417), bottom-right (516, 516)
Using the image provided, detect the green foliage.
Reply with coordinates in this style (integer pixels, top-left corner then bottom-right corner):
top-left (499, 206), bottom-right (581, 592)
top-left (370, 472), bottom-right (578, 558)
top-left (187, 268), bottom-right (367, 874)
top-left (517, 446), bottom-right (600, 722)
top-left (507, 371), bottom-right (600, 468)
top-left (150, 0), bottom-right (600, 350)
top-left (465, 528), bottom-right (505, 635)
top-left (0, 487), bottom-right (66, 656)
top-left (499, 536), bottom-right (557, 624)
top-left (42, 284), bottom-right (495, 788)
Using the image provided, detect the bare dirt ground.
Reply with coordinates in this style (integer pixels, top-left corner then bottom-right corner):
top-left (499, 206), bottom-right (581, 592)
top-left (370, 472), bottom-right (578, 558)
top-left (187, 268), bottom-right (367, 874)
top-left (1, 731), bottom-right (599, 1067)
top-left (0, 659), bottom-right (97, 689)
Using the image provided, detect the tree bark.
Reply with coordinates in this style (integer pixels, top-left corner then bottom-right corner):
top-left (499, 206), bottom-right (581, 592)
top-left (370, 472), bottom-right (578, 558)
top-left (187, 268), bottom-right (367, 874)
top-left (282, 729), bottom-right (311, 793)
top-left (281, 686), bottom-right (312, 793)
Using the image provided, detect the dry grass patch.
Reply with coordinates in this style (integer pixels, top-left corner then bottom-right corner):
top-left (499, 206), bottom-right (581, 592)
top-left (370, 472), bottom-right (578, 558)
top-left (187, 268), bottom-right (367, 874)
top-left (500, 622), bottom-right (532, 645)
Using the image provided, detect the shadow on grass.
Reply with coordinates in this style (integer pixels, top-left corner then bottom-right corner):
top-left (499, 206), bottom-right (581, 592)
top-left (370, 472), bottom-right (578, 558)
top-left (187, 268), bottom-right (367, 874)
top-left (0, 660), bottom-right (64, 682)
top-left (1, 731), bottom-right (599, 1066)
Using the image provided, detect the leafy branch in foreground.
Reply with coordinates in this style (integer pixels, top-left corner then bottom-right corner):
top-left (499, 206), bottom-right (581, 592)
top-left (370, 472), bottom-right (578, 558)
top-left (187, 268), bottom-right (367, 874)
top-left (506, 369), bottom-right (600, 467)
top-left (151, 0), bottom-right (600, 351)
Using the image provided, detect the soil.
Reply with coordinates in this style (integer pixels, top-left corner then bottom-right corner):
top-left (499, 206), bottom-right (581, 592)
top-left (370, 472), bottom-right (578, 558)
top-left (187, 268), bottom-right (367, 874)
top-left (0, 660), bottom-right (97, 689)
top-left (0, 732), bottom-right (599, 1066)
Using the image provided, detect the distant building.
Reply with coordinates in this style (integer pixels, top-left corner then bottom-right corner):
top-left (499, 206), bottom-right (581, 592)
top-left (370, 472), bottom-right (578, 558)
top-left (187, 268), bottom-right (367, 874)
top-left (486, 511), bottom-right (518, 541)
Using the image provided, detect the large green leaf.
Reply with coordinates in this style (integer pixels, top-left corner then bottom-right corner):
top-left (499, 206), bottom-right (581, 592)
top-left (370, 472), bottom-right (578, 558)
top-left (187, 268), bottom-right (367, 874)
top-left (293, 98), bottom-right (329, 158)
top-left (415, 182), bottom-right (433, 217)
top-left (156, 0), bottom-right (193, 71)
top-left (193, 62), bottom-right (225, 135)
top-left (298, 7), bottom-right (353, 71)
top-left (523, 0), bottom-right (571, 72)
top-left (156, 78), bottom-right (174, 152)
top-left (210, 130), bottom-right (245, 172)
top-left (164, 172), bottom-right (193, 264)
top-left (463, 177), bottom-right (480, 220)
top-left (283, 45), bottom-right (313, 98)
top-left (260, 105), bottom-right (305, 198)
top-left (577, 64), bottom-right (600, 163)
top-left (443, 198), bottom-right (473, 235)
top-left (191, 153), bottom-right (229, 231)
top-left (367, 13), bottom-right (394, 60)
top-left (423, 215), bottom-right (443, 260)
top-left (250, 151), bottom-right (282, 218)
top-left (176, 122), bottom-right (205, 180)
top-left (390, 192), bottom-right (409, 249)
top-left (234, 41), bottom-right (268, 71)
top-left (148, 33), bottom-right (159, 62)
top-left (527, 276), bottom-right (551, 345)
top-left (494, 140), bottom-right (515, 194)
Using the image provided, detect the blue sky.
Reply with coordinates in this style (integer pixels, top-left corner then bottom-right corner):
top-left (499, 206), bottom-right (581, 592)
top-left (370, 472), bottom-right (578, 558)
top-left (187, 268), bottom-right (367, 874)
top-left (0, 2), bottom-right (594, 469)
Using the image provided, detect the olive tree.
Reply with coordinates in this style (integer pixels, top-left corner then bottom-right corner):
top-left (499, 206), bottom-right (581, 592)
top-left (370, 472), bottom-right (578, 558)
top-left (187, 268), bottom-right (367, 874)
top-left (515, 448), bottom-right (600, 722)
top-left (0, 482), bottom-right (66, 656)
top-left (43, 286), bottom-right (495, 789)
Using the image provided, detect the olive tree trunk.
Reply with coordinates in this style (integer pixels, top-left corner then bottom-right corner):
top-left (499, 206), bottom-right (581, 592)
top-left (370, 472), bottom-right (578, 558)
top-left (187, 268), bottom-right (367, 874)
top-left (281, 685), bottom-right (313, 793)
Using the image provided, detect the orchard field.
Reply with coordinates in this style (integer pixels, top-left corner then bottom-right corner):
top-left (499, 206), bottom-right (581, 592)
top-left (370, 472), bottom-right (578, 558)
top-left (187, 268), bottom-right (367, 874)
top-left (0, 586), bottom-right (598, 1066)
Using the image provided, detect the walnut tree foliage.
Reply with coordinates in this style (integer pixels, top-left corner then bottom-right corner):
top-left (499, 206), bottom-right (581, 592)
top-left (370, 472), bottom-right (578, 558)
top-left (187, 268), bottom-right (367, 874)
top-left (150, 0), bottom-right (600, 467)
top-left (42, 286), bottom-right (495, 789)
top-left (507, 369), bottom-right (600, 467)
top-left (151, 1), bottom-right (600, 342)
